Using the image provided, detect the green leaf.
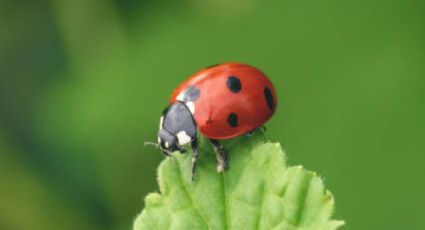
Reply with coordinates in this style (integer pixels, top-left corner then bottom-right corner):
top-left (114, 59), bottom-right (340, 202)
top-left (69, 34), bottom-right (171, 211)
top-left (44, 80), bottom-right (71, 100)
top-left (133, 132), bottom-right (344, 230)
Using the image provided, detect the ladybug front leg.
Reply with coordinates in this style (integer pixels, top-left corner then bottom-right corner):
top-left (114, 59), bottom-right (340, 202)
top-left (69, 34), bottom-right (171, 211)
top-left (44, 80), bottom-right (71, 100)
top-left (246, 126), bottom-right (267, 139)
top-left (190, 138), bottom-right (199, 181)
top-left (209, 139), bottom-right (228, 173)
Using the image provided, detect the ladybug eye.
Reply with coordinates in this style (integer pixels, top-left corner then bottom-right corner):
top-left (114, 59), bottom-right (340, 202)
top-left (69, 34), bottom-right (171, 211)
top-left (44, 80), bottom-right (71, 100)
top-left (227, 76), bottom-right (242, 93)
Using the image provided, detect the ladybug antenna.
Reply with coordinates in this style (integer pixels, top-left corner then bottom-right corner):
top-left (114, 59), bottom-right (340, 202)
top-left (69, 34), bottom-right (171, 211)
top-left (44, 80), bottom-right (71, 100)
top-left (144, 141), bottom-right (159, 148)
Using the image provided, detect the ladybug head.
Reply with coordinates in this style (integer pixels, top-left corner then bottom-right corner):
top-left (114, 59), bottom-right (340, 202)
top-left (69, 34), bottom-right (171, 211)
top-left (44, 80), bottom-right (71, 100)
top-left (156, 102), bottom-right (197, 155)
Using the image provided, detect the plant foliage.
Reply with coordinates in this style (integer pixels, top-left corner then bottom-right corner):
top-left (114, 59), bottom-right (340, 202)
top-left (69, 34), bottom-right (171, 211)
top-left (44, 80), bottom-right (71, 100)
top-left (134, 132), bottom-right (344, 230)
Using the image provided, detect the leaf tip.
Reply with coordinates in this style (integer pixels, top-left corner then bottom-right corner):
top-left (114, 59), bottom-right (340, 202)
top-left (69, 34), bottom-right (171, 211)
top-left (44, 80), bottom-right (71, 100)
top-left (145, 193), bottom-right (162, 208)
top-left (330, 220), bottom-right (346, 229)
top-left (325, 190), bottom-right (335, 206)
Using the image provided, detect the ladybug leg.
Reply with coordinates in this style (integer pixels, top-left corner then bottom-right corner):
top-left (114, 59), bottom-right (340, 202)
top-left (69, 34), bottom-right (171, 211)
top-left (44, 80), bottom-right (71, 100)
top-left (190, 138), bottom-right (199, 181)
top-left (246, 125), bottom-right (267, 137)
top-left (210, 139), bottom-right (228, 173)
top-left (246, 130), bottom-right (255, 137)
top-left (177, 146), bottom-right (187, 154)
top-left (160, 150), bottom-right (171, 157)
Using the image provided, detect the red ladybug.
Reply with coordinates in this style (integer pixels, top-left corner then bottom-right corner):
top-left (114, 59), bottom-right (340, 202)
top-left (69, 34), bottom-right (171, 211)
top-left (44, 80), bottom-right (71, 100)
top-left (151, 62), bottom-right (277, 179)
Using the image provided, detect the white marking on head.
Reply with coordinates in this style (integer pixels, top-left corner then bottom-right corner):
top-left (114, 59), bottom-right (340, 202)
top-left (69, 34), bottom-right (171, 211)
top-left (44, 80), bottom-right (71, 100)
top-left (176, 131), bottom-right (191, 145)
top-left (157, 137), bottom-right (161, 143)
top-left (186, 101), bottom-right (195, 114)
top-left (165, 142), bottom-right (170, 148)
top-left (159, 116), bottom-right (164, 129)
top-left (176, 92), bottom-right (185, 102)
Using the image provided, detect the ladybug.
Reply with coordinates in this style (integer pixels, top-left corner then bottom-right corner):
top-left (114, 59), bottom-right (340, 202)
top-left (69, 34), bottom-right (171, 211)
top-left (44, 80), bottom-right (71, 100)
top-left (150, 62), bottom-right (277, 179)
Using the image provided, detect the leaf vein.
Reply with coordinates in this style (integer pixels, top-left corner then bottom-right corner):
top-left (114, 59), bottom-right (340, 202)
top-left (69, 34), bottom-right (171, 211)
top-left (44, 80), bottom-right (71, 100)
top-left (221, 172), bottom-right (229, 230)
top-left (253, 182), bottom-right (266, 230)
top-left (295, 175), bottom-right (311, 226)
top-left (176, 160), bottom-right (212, 230)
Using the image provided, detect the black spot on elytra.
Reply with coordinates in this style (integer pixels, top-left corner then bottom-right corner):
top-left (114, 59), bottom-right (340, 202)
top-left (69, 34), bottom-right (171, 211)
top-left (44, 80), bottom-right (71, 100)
top-left (182, 85), bottom-right (200, 102)
top-left (264, 87), bottom-right (274, 110)
top-left (227, 76), bottom-right (242, 93)
top-left (227, 113), bottom-right (238, 127)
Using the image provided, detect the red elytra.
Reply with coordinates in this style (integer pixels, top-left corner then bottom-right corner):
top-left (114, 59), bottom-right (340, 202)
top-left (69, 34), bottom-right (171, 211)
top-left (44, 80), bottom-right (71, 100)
top-left (170, 62), bottom-right (277, 140)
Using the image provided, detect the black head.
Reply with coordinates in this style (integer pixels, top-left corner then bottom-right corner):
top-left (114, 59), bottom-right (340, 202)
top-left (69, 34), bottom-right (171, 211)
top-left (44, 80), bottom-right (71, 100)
top-left (157, 102), bottom-right (197, 155)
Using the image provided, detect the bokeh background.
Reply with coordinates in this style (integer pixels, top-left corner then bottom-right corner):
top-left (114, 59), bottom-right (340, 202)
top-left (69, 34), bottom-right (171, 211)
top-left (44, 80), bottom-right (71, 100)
top-left (1, 0), bottom-right (424, 229)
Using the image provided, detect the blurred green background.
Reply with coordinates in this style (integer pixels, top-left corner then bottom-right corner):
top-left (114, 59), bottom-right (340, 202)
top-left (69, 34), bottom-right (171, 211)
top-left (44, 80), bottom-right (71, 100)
top-left (1, 0), bottom-right (424, 229)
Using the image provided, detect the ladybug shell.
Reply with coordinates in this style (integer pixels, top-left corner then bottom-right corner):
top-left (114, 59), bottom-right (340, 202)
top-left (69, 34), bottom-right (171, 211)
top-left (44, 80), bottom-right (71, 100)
top-left (170, 63), bottom-right (277, 140)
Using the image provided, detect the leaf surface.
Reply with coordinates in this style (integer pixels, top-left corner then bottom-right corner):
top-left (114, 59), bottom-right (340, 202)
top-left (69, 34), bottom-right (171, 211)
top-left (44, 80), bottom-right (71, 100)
top-left (134, 132), bottom-right (344, 230)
